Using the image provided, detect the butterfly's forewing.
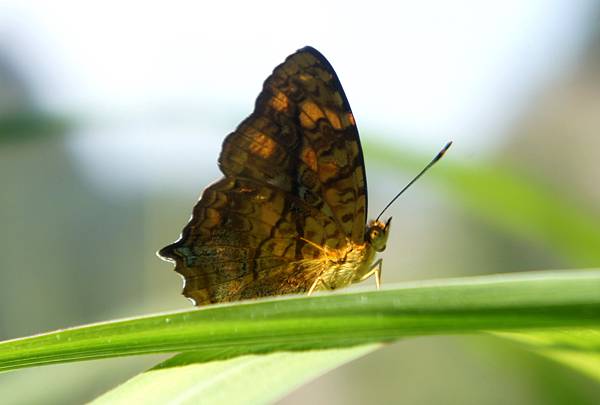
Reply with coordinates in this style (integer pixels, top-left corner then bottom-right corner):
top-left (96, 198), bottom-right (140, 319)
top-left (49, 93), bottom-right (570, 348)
top-left (160, 47), bottom-right (368, 305)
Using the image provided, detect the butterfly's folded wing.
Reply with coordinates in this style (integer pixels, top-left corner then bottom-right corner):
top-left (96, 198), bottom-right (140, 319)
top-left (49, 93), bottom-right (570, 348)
top-left (160, 47), bottom-right (368, 305)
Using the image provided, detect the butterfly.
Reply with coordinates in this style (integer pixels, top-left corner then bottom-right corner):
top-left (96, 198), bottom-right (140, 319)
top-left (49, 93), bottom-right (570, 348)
top-left (159, 46), bottom-right (450, 306)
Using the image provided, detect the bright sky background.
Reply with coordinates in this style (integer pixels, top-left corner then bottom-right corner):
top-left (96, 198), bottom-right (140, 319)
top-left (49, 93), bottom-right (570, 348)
top-left (0, 0), bottom-right (597, 193)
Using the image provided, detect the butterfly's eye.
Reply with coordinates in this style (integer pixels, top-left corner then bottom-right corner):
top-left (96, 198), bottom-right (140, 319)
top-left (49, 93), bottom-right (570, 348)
top-left (371, 230), bottom-right (379, 239)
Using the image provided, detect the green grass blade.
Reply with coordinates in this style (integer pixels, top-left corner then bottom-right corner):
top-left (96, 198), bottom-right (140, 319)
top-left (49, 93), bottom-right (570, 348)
top-left (495, 329), bottom-right (600, 381)
top-left (91, 345), bottom-right (380, 404)
top-left (1, 269), bottom-right (599, 373)
top-left (91, 267), bottom-right (600, 404)
top-left (92, 330), bottom-right (600, 404)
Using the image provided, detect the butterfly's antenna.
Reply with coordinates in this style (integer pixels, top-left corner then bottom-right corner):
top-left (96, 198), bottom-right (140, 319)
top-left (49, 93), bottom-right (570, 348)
top-left (375, 141), bottom-right (453, 222)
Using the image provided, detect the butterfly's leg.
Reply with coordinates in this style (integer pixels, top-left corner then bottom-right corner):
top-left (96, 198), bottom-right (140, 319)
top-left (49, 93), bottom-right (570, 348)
top-left (307, 276), bottom-right (332, 295)
top-left (359, 259), bottom-right (382, 290)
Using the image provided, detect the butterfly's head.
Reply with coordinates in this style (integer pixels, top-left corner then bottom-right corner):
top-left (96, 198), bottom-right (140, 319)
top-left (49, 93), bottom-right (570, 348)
top-left (366, 217), bottom-right (391, 252)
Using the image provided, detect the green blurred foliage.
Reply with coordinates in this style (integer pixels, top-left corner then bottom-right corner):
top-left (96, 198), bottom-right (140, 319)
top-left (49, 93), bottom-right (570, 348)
top-left (0, 111), bottom-right (69, 144)
top-left (365, 141), bottom-right (600, 267)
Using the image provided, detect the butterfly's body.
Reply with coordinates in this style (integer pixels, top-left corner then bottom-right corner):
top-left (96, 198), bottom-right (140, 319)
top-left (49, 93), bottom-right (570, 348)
top-left (221, 239), bottom-right (374, 301)
top-left (299, 218), bottom-right (390, 292)
top-left (300, 239), bottom-right (373, 291)
top-left (160, 47), bottom-right (392, 306)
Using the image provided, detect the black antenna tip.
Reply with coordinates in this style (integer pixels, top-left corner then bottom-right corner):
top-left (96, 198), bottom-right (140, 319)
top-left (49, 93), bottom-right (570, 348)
top-left (433, 141), bottom-right (453, 163)
top-left (374, 141), bottom-right (453, 221)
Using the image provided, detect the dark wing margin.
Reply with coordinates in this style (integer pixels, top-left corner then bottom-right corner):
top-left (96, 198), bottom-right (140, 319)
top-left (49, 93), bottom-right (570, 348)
top-left (159, 46), bottom-right (368, 304)
top-left (300, 46), bottom-right (369, 228)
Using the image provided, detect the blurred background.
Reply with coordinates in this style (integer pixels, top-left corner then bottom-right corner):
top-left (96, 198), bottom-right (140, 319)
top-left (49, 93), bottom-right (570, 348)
top-left (1, 1), bottom-right (599, 403)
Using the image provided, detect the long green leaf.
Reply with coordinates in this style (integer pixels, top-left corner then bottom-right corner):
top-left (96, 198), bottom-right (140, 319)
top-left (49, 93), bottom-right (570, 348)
top-left (495, 329), bottom-right (600, 381)
top-left (1, 269), bottom-right (599, 373)
top-left (92, 345), bottom-right (380, 404)
top-left (93, 268), bottom-right (600, 404)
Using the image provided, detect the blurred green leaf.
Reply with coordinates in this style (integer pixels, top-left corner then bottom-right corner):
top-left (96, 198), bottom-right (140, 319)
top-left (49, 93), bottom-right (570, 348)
top-left (496, 329), bottom-right (600, 381)
top-left (0, 111), bottom-right (69, 143)
top-left (365, 141), bottom-right (600, 266)
top-left (91, 345), bottom-right (380, 404)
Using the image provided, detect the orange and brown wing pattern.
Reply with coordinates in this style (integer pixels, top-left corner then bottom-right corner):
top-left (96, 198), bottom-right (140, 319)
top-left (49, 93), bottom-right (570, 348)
top-left (160, 177), bottom-right (346, 304)
top-left (219, 47), bottom-right (368, 244)
top-left (160, 47), bottom-right (368, 305)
